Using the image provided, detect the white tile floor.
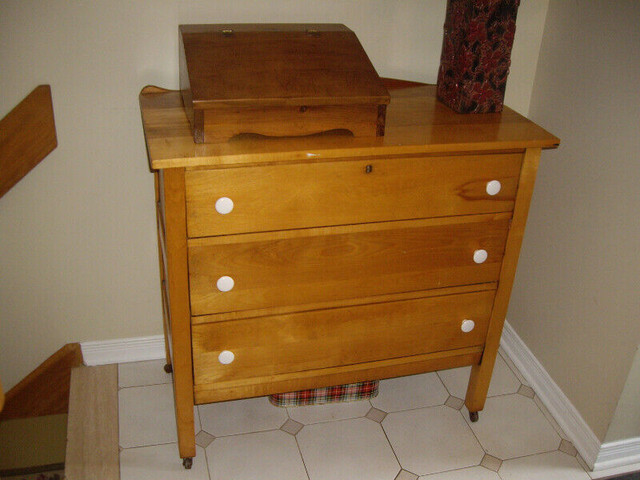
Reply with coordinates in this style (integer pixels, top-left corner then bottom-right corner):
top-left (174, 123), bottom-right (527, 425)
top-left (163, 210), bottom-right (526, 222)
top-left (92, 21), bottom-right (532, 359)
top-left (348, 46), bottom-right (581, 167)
top-left (117, 351), bottom-right (594, 480)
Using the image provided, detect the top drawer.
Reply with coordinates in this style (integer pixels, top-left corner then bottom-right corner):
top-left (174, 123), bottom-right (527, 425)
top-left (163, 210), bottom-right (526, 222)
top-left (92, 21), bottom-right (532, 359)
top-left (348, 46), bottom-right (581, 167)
top-left (185, 153), bottom-right (522, 237)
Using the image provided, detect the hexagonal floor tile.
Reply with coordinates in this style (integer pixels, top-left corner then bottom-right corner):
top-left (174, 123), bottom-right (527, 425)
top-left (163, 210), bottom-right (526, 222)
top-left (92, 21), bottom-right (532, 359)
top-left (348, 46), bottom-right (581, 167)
top-left (418, 465), bottom-right (501, 480)
top-left (499, 451), bottom-right (591, 480)
top-left (207, 430), bottom-right (307, 480)
top-left (120, 444), bottom-right (208, 480)
top-left (371, 373), bottom-right (449, 413)
top-left (198, 396), bottom-right (288, 437)
top-left (383, 405), bottom-right (484, 476)
top-left (464, 394), bottom-right (560, 460)
top-left (118, 383), bottom-right (177, 448)
top-left (118, 359), bottom-right (172, 388)
top-left (297, 417), bottom-right (400, 480)
top-left (437, 354), bottom-right (521, 399)
top-left (287, 398), bottom-right (372, 424)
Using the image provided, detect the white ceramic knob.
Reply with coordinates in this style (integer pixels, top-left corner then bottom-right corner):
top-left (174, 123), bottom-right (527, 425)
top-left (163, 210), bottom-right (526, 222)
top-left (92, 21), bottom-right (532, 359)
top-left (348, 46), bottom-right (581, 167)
top-left (216, 276), bottom-right (235, 292)
top-left (215, 197), bottom-right (234, 215)
top-left (461, 319), bottom-right (476, 333)
top-left (218, 350), bottom-right (235, 364)
top-left (473, 249), bottom-right (488, 264)
top-left (486, 180), bottom-right (502, 196)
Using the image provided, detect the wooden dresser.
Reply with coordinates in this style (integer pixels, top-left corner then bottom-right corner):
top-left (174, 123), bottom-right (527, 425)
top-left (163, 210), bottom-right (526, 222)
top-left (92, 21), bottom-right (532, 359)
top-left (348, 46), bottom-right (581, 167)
top-left (139, 80), bottom-right (559, 467)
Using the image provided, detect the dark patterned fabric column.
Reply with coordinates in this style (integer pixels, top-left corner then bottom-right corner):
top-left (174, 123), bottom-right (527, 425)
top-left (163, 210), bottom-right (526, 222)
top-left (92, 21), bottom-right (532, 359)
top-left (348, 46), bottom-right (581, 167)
top-left (437, 0), bottom-right (520, 113)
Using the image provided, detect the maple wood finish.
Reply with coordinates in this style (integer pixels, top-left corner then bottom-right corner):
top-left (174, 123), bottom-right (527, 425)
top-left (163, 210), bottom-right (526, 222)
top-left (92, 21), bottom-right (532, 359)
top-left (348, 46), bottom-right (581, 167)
top-left (188, 215), bottom-right (509, 316)
top-left (140, 81), bottom-right (558, 465)
top-left (179, 24), bottom-right (389, 143)
top-left (0, 85), bottom-right (57, 199)
top-left (185, 153), bottom-right (521, 237)
top-left (192, 290), bottom-right (495, 401)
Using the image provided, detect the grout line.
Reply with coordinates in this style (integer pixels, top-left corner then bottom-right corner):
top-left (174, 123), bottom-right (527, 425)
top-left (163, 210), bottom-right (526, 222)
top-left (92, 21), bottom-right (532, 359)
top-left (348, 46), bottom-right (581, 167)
top-left (371, 401), bottom-right (452, 417)
top-left (118, 381), bottom-right (173, 390)
top-left (456, 405), bottom-right (490, 460)
top-left (202, 442), bottom-right (213, 480)
top-left (197, 426), bottom-right (284, 440)
top-left (293, 434), bottom-right (312, 480)
top-left (435, 370), bottom-right (455, 397)
top-left (378, 416), bottom-right (405, 475)
top-left (119, 440), bottom-right (179, 451)
top-left (532, 393), bottom-right (571, 442)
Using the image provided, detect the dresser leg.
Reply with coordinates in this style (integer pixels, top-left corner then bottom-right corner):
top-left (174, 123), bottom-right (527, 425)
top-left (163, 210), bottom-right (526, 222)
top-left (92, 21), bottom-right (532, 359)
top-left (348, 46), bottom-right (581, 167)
top-left (464, 361), bottom-right (492, 417)
top-left (164, 363), bottom-right (173, 373)
top-left (182, 457), bottom-right (193, 469)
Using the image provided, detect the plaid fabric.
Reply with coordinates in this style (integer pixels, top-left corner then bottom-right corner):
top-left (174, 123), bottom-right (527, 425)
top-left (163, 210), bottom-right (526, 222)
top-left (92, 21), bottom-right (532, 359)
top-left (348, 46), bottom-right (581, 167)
top-left (269, 380), bottom-right (379, 407)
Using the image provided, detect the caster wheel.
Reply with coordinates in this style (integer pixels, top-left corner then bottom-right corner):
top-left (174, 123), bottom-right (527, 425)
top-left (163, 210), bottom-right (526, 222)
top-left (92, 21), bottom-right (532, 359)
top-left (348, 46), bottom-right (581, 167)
top-left (164, 363), bottom-right (173, 374)
top-left (469, 411), bottom-right (479, 423)
top-left (183, 457), bottom-right (193, 469)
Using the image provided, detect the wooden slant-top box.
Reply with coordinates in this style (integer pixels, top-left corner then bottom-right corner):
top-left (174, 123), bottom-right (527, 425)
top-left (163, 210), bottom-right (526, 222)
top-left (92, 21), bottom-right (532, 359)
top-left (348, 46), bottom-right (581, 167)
top-left (179, 24), bottom-right (390, 143)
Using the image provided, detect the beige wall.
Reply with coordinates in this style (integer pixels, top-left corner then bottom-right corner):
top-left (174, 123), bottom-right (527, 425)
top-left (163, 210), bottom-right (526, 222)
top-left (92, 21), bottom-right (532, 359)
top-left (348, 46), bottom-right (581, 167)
top-left (606, 346), bottom-right (640, 443)
top-left (509, 0), bottom-right (640, 442)
top-left (0, 0), bottom-right (549, 390)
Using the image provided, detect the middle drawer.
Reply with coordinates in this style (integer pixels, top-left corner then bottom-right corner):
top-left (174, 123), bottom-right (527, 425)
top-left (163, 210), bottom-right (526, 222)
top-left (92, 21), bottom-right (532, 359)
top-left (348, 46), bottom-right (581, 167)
top-left (188, 214), bottom-right (510, 316)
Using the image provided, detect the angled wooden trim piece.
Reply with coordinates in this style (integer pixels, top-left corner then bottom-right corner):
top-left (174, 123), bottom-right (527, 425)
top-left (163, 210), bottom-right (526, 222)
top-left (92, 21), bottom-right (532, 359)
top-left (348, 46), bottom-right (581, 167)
top-left (0, 84), bottom-right (57, 199)
top-left (0, 343), bottom-right (83, 420)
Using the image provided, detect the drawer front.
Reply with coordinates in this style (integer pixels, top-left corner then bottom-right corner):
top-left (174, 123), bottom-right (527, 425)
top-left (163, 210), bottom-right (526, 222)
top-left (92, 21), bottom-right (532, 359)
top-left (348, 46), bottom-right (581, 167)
top-left (192, 289), bottom-right (495, 386)
top-left (185, 153), bottom-right (522, 237)
top-left (188, 215), bottom-right (509, 316)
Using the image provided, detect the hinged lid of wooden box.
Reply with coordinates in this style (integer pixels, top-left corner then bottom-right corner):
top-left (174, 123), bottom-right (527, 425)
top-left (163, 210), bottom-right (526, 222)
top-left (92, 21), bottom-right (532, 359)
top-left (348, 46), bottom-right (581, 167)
top-left (179, 24), bottom-right (390, 143)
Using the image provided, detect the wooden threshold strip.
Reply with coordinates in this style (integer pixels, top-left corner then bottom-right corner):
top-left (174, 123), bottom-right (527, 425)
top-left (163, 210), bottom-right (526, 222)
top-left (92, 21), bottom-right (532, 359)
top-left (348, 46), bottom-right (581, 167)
top-left (65, 365), bottom-right (119, 480)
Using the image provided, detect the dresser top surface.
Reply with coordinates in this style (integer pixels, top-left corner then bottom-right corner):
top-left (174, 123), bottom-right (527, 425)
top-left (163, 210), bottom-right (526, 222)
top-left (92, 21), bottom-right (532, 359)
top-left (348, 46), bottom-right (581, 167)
top-left (140, 81), bottom-right (559, 170)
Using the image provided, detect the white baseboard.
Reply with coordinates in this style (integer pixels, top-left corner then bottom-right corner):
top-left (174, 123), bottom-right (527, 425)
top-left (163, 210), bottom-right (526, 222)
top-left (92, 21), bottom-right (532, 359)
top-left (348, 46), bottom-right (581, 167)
top-left (500, 321), bottom-right (601, 469)
top-left (81, 335), bottom-right (165, 366)
top-left (594, 437), bottom-right (640, 473)
top-left (589, 460), bottom-right (640, 479)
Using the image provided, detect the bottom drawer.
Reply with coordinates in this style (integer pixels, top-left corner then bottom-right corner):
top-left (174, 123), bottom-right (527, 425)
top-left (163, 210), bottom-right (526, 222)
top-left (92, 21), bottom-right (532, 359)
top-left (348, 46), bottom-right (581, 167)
top-left (192, 289), bottom-right (495, 387)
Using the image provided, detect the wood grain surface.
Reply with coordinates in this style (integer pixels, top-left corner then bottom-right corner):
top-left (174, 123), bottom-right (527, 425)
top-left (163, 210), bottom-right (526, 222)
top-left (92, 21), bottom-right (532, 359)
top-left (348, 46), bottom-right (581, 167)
top-left (188, 215), bottom-right (510, 316)
top-left (0, 85), bottom-right (57, 199)
top-left (179, 24), bottom-right (389, 107)
top-left (465, 148), bottom-right (543, 414)
top-left (185, 153), bottom-right (521, 237)
top-left (64, 365), bottom-right (119, 480)
top-left (161, 168), bottom-right (196, 460)
top-left (0, 343), bottom-right (83, 420)
top-left (192, 290), bottom-right (495, 389)
top-left (139, 83), bottom-right (559, 170)
top-left (143, 78), bottom-right (559, 463)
